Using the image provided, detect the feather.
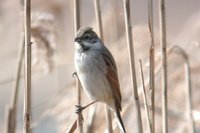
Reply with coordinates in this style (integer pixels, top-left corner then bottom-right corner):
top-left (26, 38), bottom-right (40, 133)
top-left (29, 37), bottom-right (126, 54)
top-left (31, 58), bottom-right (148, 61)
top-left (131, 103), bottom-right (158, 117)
top-left (115, 110), bottom-right (126, 133)
top-left (102, 47), bottom-right (126, 133)
top-left (102, 47), bottom-right (122, 110)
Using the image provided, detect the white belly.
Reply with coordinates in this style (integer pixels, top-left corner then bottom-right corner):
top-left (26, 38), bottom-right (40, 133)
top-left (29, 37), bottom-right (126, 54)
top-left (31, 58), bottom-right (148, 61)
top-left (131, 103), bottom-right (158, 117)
top-left (75, 51), bottom-right (112, 102)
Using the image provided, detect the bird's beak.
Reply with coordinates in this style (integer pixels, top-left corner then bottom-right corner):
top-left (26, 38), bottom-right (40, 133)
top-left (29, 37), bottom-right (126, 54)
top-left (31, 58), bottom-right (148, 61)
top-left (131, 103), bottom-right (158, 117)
top-left (74, 37), bottom-right (81, 43)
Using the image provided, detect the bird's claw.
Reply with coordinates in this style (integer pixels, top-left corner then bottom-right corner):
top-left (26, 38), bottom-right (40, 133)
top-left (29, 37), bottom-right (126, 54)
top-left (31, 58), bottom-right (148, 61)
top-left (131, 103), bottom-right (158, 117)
top-left (75, 105), bottom-right (85, 113)
top-left (75, 105), bottom-right (85, 122)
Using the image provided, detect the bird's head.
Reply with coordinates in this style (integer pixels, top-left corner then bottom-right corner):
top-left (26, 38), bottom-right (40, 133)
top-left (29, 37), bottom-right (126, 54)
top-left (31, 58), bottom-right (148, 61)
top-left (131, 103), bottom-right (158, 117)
top-left (74, 26), bottom-right (101, 52)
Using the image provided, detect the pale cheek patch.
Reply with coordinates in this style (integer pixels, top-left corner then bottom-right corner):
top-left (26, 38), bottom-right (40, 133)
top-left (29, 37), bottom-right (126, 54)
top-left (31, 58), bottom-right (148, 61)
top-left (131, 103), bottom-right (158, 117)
top-left (75, 42), bottom-right (81, 49)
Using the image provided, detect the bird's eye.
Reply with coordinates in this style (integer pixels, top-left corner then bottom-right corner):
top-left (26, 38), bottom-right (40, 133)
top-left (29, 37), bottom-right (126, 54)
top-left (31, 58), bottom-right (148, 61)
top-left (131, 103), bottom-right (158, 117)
top-left (84, 35), bottom-right (90, 40)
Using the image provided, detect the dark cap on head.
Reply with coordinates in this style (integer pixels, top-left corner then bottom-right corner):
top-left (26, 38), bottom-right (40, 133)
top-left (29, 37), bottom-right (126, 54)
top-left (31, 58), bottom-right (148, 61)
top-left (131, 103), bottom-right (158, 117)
top-left (74, 26), bottom-right (98, 43)
top-left (76, 26), bottom-right (93, 38)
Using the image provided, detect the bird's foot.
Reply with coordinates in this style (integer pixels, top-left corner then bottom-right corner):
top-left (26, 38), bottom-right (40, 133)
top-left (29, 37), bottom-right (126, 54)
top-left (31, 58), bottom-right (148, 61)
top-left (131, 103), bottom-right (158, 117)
top-left (75, 105), bottom-right (85, 113)
top-left (75, 105), bottom-right (85, 123)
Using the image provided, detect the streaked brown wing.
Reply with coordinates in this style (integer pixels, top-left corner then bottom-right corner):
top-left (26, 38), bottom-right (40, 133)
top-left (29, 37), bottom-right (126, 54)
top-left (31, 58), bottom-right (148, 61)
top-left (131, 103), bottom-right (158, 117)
top-left (102, 48), bottom-right (122, 111)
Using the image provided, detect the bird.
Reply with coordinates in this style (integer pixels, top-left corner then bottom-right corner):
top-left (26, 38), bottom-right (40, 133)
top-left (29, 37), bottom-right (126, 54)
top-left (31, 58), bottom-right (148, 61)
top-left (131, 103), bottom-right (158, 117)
top-left (74, 26), bottom-right (126, 133)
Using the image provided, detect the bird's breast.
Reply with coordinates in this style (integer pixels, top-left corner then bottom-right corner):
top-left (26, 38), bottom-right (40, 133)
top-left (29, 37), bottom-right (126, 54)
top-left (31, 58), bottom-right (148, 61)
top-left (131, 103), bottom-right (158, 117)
top-left (75, 51), bottom-right (105, 74)
top-left (74, 51), bottom-right (112, 102)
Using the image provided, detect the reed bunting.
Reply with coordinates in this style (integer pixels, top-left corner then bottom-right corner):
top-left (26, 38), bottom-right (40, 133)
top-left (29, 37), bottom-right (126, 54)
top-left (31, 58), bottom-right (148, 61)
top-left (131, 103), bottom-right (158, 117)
top-left (74, 26), bottom-right (126, 133)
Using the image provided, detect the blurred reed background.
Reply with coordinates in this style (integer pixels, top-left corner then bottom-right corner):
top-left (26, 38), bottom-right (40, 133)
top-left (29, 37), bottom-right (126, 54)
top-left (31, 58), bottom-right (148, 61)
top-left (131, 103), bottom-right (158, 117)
top-left (0, 0), bottom-right (200, 132)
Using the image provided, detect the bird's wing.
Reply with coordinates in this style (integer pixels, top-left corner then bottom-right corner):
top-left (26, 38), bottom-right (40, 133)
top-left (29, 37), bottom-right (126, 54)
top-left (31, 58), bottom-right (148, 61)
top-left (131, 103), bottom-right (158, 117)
top-left (102, 48), bottom-right (122, 111)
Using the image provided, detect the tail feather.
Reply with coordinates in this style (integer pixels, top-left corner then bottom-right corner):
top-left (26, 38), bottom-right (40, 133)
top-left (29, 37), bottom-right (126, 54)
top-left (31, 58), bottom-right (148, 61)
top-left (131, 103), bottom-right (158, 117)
top-left (115, 110), bottom-right (126, 133)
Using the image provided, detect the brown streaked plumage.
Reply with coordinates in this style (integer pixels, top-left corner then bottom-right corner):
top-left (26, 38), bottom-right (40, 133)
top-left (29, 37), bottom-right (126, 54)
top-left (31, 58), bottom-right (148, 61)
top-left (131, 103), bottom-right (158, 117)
top-left (102, 49), bottom-right (122, 110)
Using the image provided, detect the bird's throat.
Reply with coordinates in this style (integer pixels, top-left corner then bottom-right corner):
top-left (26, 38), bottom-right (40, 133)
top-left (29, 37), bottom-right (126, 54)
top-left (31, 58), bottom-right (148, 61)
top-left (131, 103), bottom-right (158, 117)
top-left (79, 43), bottom-right (90, 52)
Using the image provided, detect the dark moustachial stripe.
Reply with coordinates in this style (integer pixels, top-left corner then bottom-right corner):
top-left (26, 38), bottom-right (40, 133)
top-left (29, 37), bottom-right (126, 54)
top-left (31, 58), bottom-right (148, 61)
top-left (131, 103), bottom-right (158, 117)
top-left (80, 43), bottom-right (90, 52)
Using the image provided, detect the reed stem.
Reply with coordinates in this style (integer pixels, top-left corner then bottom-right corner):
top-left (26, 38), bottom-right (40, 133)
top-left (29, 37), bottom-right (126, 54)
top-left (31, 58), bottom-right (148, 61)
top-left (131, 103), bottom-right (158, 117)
top-left (170, 45), bottom-right (195, 133)
top-left (159, 0), bottom-right (168, 132)
top-left (23, 0), bottom-right (31, 132)
top-left (123, 0), bottom-right (143, 132)
top-left (147, 0), bottom-right (155, 132)
top-left (139, 60), bottom-right (152, 133)
top-left (4, 35), bottom-right (24, 133)
top-left (73, 0), bottom-right (83, 132)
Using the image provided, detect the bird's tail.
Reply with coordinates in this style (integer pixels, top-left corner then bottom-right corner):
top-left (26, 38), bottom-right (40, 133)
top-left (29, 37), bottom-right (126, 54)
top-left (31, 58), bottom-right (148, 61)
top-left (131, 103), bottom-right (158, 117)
top-left (114, 110), bottom-right (126, 133)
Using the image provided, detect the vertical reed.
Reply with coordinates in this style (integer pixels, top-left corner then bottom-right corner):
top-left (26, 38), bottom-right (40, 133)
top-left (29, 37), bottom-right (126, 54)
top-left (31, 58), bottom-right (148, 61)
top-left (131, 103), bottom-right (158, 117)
top-left (4, 2), bottom-right (25, 133)
top-left (123, 0), bottom-right (143, 132)
top-left (4, 36), bottom-right (24, 133)
top-left (171, 46), bottom-right (195, 133)
top-left (23, 0), bottom-right (31, 132)
top-left (149, 48), bottom-right (155, 132)
top-left (105, 107), bottom-right (113, 133)
top-left (139, 60), bottom-right (152, 133)
top-left (184, 59), bottom-right (195, 133)
top-left (75, 75), bottom-right (83, 133)
top-left (73, 0), bottom-right (83, 133)
top-left (67, 120), bottom-right (77, 133)
top-left (159, 0), bottom-right (168, 132)
top-left (94, 0), bottom-right (103, 40)
top-left (147, 0), bottom-right (155, 132)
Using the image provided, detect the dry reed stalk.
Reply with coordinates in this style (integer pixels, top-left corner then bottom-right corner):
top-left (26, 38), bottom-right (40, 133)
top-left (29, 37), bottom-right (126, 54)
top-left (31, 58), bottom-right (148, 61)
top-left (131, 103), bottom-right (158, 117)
top-left (4, 2), bottom-right (25, 132)
top-left (123, 0), bottom-right (143, 132)
top-left (94, 0), bottom-right (103, 40)
top-left (73, 0), bottom-right (83, 133)
top-left (76, 76), bottom-right (83, 133)
top-left (159, 0), bottom-right (168, 132)
top-left (67, 120), bottom-right (77, 133)
top-left (139, 60), bottom-right (152, 133)
top-left (149, 48), bottom-right (155, 132)
top-left (4, 36), bottom-right (24, 133)
top-left (105, 107), bottom-right (113, 132)
top-left (23, 0), bottom-right (31, 132)
top-left (147, 0), bottom-right (155, 132)
top-left (94, 0), bottom-right (113, 132)
top-left (185, 62), bottom-right (195, 133)
top-left (170, 46), bottom-right (195, 133)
